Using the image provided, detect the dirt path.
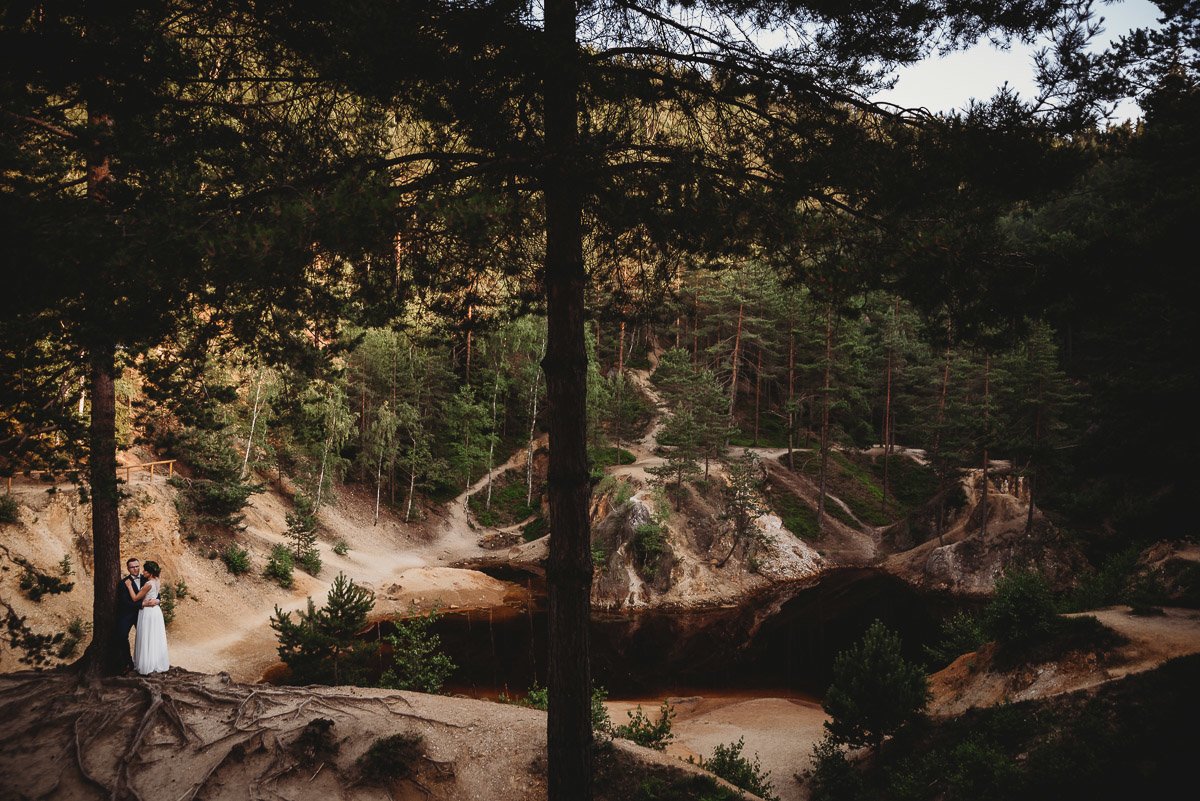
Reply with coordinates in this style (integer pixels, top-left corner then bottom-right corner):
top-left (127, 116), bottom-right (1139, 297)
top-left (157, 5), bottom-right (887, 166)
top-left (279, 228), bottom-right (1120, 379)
top-left (167, 442), bottom-right (542, 682)
top-left (929, 605), bottom-right (1200, 717)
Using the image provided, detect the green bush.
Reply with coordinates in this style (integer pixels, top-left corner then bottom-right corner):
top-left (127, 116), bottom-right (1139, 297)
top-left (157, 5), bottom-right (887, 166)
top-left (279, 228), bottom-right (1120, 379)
top-left (160, 582), bottom-right (177, 626)
top-left (1065, 548), bottom-right (1140, 612)
top-left (516, 683), bottom-right (612, 733)
top-left (696, 737), bottom-right (779, 801)
top-left (982, 569), bottom-right (1059, 645)
top-left (808, 735), bottom-right (865, 801)
top-left (332, 539), bottom-right (350, 556)
top-left (521, 516), bottom-right (548, 541)
top-left (297, 548), bottom-right (323, 577)
top-left (194, 478), bottom-right (255, 517)
top-left (270, 573), bottom-right (377, 685)
top-left (590, 446), bottom-right (636, 469)
top-left (943, 737), bottom-right (1021, 801)
top-left (0, 494), bottom-right (19, 524)
top-left (924, 611), bottom-right (987, 669)
top-left (357, 733), bottom-right (423, 784)
top-left (823, 620), bottom-right (930, 749)
top-left (222, 543), bottom-right (251, 575)
top-left (633, 522), bottom-right (666, 577)
top-left (765, 484), bottom-right (819, 540)
top-left (379, 609), bottom-right (456, 693)
top-left (613, 701), bottom-right (674, 751)
top-left (265, 544), bottom-right (295, 589)
top-left (469, 479), bottom-right (538, 527)
top-left (627, 776), bottom-right (741, 801)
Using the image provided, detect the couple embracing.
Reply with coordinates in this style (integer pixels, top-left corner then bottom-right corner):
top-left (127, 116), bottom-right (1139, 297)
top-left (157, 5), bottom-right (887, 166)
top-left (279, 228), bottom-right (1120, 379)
top-left (117, 557), bottom-right (170, 675)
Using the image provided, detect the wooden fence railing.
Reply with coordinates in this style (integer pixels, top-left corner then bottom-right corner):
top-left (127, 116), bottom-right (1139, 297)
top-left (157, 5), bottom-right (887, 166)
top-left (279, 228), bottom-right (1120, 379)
top-left (4, 460), bottom-right (176, 493)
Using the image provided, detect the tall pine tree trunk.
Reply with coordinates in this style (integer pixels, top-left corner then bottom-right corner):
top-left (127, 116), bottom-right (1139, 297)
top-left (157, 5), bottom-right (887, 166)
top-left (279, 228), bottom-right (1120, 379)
top-left (816, 304), bottom-right (833, 530)
top-left (932, 322), bottom-right (952, 546)
top-left (727, 302), bottom-right (744, 444)
top-left (486, 364), bottom-right (501, 510)
top-left (787, 313), bottom-right (796, 470)
top-left (241, 367), bottom-right (265, 481)
top-left (882, 341), bottom-right (893, 519)
top-left (543, 2), bottom-right (593, 796)
top-left (79, 85), bottom-right (122, 678)
top-left (405, 432), bottom-right (418, 524)
top-left (754, 347), bottom-right (762, 446)
top-left (374, 448), bottom-right (384, 526)
top-left (83, 343), bottom-right (121, 678)
top-left (465, 304), bottom-right (474, 385)
top-left (614, 320), bottom-right (624, 457)
top-left (528, 334), bottom-right (546, 506)
top-left (1026, 403), bottom-right (1042, 534)
top-left (980, 354), bottom-right (990, 538)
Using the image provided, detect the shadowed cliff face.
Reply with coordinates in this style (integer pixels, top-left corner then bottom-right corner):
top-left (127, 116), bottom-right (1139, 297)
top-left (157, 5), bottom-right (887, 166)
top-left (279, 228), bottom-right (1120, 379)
top-left (412, 567), bottom-right (958, 698)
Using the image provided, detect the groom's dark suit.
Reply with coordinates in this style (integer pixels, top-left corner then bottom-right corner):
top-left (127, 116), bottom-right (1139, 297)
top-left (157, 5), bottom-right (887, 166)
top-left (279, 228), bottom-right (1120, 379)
top-left (115, 573), bottom-right (144, 670)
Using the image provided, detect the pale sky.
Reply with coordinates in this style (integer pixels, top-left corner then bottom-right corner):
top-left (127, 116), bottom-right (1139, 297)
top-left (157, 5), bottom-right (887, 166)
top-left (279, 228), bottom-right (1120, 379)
top-left (872, 0), bottom-right (1163, 120)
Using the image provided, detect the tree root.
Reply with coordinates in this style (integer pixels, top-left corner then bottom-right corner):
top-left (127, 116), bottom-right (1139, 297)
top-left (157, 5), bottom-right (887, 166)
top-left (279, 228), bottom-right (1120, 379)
top-left (1, 671), bottom-right (519, 801)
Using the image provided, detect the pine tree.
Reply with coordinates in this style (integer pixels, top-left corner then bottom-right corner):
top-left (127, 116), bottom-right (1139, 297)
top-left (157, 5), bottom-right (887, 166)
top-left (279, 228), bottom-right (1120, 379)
top-left (270, 573), bottom-right (377, 685)
top-left (823, 620), bottom-right (930, 749)
top-left (717, 450), bottom-right (767, 567)
top-left (648, 406), bottom-right (703, 510)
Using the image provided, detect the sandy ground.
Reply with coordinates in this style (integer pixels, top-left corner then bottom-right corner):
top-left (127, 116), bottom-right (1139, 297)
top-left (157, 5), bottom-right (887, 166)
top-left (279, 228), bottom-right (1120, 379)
top-left (607, 693), bottom-right (827, 801)
top-left (0, 669), bottom-right (756, 801)
top-left (0, 447), bottom-right (522, 681)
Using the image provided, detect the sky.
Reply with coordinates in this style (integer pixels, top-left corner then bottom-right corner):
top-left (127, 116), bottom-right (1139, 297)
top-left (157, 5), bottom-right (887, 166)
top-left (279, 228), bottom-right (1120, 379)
top-left (871, 0), bottom-right (1164, 120)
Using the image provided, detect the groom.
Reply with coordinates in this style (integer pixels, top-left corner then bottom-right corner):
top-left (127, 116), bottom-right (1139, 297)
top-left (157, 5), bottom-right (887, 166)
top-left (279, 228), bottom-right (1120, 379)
top-left (115, 557), bottom-right (158, 672)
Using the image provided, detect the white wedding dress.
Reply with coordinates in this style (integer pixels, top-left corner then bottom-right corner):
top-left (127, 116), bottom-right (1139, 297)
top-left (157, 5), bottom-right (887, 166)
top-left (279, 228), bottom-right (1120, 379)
top-left (133, 580), bottom-right (170, 674)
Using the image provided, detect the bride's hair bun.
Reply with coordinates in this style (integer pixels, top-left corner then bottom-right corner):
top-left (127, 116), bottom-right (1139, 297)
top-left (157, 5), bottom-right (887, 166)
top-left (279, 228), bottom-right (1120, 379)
top-left (142, 561), bottom-right (161, 577)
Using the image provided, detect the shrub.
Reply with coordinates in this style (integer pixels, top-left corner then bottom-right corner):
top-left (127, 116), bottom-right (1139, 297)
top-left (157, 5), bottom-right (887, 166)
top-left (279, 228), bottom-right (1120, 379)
top-left (270, 573), bottom-right (377, 685)
top-left (627, 776), bottom-right (741, 801)
top-left (291, 718), bottom-right (338, 766)
top-left (1065, 548), bottom-right (1140, 611)
top-left (982, 569), bottom-right (1059, 645)
top-left (332, 539), bottom-right (349, 556)
top-left (944, 737), bottom-right (1021, 801)
top-left (297, 548), bottom-right (323, 577)
top-left (696, 737), bottom-right (779, 801)
top-left (357, 732), bottom-right (423, 784)
top-left (823, 620), bottom-right (930, 749)
top-left (633, 522), bottom-right (666, 577)
top-left (0, 494), bottom-right (19, 524)
top-left (194, 478), bottom-right (255, 518)
top-left (265, 545), bottom-right (295, 589)
top-left (174, 579), bottom-right (188, 599)
top-left (286, 492), bottom-right (321, 575)
top-left (58, 554), bottom-right (73, 576)
top-left (222, 543), bottom-right (251, 575)
top-left (379, 608), bottom-right (456, 693)
top-left (924, 611), bottom-right (987, 668)
top-left (521, 516), bottom-right (547, 541)
top-left (160, 582), bottom-right (177, 626)
top-left (808, 735), bottom-right (865, 801)
top-left (613, 701), bottom-right (674, 751)
top-left (517, 683), bottom-right (612, 733)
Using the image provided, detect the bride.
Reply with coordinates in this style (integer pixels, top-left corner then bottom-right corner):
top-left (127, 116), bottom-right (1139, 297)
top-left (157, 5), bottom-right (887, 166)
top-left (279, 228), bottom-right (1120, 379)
top-left (127, 560), bottom-right (170, 674)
